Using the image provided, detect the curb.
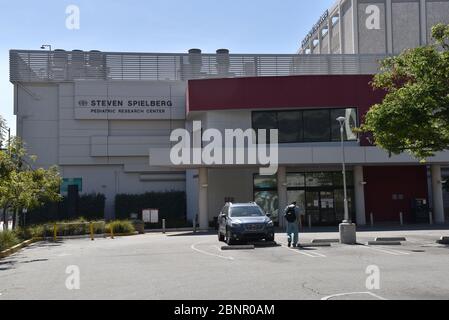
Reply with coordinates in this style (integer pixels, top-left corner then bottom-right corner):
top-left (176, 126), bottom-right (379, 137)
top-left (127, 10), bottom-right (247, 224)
top-left (375, 237), bottom-right (406, 242)
top-left (221, 245), bottom-right (255, 250)
top-left (0, 238), bottom-right (42, 259)
top-left (42, 232), bottom-right (139, 241)
top-left (368, 241), bottom-right (402, 246)
top-left (299, 243), bottom-right (332, 248)
top-left (311, 239), bottom-right (340, 244)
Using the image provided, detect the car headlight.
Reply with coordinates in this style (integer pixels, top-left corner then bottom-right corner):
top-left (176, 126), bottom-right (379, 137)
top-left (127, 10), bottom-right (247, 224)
top-left (267, 221), bottom-right (274, 227)
top-left (231, 222), bottom-right (241, 227)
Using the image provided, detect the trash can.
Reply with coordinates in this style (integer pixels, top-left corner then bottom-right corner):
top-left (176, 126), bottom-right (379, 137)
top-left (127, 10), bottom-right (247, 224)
top-left (132, 219), bottom-right (145, 234)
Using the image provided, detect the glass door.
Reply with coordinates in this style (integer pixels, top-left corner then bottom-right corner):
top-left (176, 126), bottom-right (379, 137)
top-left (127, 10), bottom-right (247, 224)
top-left (305, 191), bottom-right (320, 225)
top-left (319, 191), bottom-right (336, 225)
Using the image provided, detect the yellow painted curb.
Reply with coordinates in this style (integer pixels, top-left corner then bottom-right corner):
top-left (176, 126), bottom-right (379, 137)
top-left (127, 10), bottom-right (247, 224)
top-left (0, 238), bottom-right (42, 259)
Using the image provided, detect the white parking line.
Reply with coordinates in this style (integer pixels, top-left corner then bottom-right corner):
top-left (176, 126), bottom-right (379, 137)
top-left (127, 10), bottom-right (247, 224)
top-left (321, 291), bottom-right (387, 300)
top-left (281, 244), bottom-right (326, 258)
top-left (191, 243), bottom-right (234, 261)
top-left (359, 245), bottom-right (410, 256)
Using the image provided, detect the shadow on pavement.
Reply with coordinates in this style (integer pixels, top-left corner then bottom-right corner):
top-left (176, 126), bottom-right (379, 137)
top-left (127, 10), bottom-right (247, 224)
top-left (166, 231), bottom-right (217, 237)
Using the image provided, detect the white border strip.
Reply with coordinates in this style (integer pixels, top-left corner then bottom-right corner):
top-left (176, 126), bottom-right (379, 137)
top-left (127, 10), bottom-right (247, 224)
top-left (322, 291), bottom-right (387, 300)
top-left (281, 245), bottom-right (327, 258)
top-left (191, 243), bottom-right (234, 261)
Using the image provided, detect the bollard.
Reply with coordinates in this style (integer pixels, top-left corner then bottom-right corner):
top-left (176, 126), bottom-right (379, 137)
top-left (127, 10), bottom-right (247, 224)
top-left (110, 224), bottom-right (114, 239)
top-left (162, 219), bottom-right (166, 234)
top-left (53, 224), bottom-right (57, 242)
top-left (90, 222), bottom-right (94, 241)
top-left (308, 215), bottom-right (312, 230)
top-left (193, 216), bottom-right (197, 233)
top-left (399, 212), bottom-right (404, 226)
top-left (429, 211), bottom-right (433, 225)
top-left (370, 213), bottom-right (374, 227)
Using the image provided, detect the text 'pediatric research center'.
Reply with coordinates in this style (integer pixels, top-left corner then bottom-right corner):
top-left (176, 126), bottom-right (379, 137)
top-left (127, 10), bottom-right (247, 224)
top-left (10, 0), bottom-right (449, 229)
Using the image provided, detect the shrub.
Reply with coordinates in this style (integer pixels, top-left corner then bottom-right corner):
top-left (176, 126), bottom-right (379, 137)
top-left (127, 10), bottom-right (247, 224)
top-left (25, 193), bottom-right (106, 225)
top-left (0, 230), bottom-right (21, 252)
top-left (106, 220), bottom-right (135, 234)
top-left (24, 219), bottom-right (106, 238)
top-left (115, 191), bottom-right (186, 227)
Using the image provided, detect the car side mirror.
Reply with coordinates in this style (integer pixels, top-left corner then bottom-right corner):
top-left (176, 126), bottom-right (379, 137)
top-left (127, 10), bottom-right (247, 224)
top-left (266, 213), bottom-right (272, 218)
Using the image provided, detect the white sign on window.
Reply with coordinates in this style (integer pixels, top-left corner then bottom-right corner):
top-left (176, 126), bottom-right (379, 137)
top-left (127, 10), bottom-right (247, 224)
top-left (143, 209), bottom-right (159, 223)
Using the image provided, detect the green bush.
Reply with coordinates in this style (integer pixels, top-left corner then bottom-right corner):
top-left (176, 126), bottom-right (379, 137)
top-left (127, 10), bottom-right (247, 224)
top-left (24, 219), bottom-right (106, 238)
top-left (0, 230), bottom-right (21, 252)
top-left (115, 191), bottom-right (186, 228)
top-left (106, 220), bottom-right (135, 234)
top-left (25, 193), bottom-right (106, 225)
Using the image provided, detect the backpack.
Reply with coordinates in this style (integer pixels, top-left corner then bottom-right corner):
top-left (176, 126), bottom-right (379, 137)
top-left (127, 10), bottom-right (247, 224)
top-left (284, 206), bottom-right (297, 223)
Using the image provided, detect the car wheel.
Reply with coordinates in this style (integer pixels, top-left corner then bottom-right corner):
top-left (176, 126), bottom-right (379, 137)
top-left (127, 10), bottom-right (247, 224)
top-left (266, 234), bottom-right (275, 242)
top-left (226, 230), bottom-right (234, 245)
top-left (218, 231), bottom-right (225, 242)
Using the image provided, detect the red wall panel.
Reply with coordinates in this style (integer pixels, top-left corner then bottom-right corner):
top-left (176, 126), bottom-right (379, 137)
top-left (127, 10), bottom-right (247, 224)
top-left (364, 166), bottom-right (428, 223)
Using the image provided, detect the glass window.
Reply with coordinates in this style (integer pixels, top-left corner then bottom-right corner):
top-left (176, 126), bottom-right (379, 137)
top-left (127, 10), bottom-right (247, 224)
top-left (333, 171), bottom-right (354, 187)
top-left (254, 191), bottom-right (279, 222)
top-left (331, 108), bottom-right (358, 141)
top-left (278, 111), bottom-right (302, 143)
top-left (305, 172), bottom-right (334, 187)
top-left (303, 109), bottom-right (331, 142)
top-left (287, 173), bottom-right (306, 188)
top-left (254, 175), bottom-right (277, 190)
top-left (253, 112), bottom-right (277, 144)
top-left (230, 206), bottom-right (264, 217)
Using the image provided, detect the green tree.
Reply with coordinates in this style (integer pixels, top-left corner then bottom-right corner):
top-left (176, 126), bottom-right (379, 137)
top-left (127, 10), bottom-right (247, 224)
top-left (0, 137), bottom-right (62, 229)
top-left (361, 23), bottom-right (449, 160)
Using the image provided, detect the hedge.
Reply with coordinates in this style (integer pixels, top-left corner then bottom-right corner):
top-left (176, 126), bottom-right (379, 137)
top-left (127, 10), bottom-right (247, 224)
top-left (25, 193), bottom-right (106, 225)
top-left (115, 191), bottom-right (187, 228)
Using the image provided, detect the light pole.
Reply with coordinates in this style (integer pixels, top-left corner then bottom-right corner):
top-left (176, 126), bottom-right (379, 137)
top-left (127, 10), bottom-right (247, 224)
top-left (336, 116), bottom-right (357, 244)
top-left (40, 44), bottom-right (52, 51)
top-left (337, 116), bottom-right (349, 223)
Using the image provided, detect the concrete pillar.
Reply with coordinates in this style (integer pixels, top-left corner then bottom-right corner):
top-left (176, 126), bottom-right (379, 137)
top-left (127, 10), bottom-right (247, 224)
top-left (420, 0), bottom-right (427, 45)
top-left (352, 0), bottom-right (359, 54)
top-left (338, 5), bottom-right (344, 53)
top-left (277, 167), bottom-right (287, 228)
top-left (386, 0), bottom-right (393, 54)
top-left (354, 166), bottom-right (367, 226)
top-left (198, 167), bottom-right (209, 230)
top-left (431, 165), bottom-right (445, 224)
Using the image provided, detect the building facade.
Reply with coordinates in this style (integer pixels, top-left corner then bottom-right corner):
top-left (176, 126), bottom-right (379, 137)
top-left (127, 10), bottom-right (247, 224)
top-left (9, 0), bottom-right (449, 228)
top-left (298, 0), bottom-right (449, 54)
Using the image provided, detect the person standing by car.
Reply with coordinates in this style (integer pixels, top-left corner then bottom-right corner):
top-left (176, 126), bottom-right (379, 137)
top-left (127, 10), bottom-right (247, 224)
top-left (284, 201), bottom-right (302, 247)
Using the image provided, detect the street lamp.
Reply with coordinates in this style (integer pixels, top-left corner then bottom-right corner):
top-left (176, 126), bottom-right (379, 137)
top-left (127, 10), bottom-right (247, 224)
top-left (337, 116), bottom-right (349, 223)
top-left (336, 116), bottom-right (357, 244)
top-left (40, 44), bottom-right (52, 51)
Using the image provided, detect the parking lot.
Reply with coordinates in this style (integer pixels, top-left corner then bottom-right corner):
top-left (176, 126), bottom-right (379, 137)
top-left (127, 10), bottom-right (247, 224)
top-left (1, 228), bottom-right (449, 300)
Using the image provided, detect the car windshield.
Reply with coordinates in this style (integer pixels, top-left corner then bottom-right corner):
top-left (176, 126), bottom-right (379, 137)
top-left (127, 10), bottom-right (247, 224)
top-left (230, 206), bottom-right (265, 217)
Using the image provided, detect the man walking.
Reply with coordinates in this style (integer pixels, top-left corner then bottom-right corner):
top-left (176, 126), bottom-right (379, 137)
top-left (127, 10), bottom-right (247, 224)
top-left (284, 201), bottom-right (302, 247)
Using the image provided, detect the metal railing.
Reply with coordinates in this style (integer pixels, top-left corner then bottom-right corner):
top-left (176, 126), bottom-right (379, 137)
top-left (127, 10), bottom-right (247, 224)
top-left (10, 49), bottom-right (387, 82)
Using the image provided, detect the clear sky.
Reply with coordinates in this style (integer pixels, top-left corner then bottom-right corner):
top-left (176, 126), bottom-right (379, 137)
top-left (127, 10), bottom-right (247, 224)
top-left (0, 0), bottom-right (334, 135)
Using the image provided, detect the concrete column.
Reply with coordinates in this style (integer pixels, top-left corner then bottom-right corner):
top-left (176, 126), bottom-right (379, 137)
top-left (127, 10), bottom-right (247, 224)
top-left (338, 5), bottom-right (344, 53)
top-left (277, 167), bottom-right (288, 228)
top-left (198, 167), bottom-right (209, 230)
top-left (353, 166), bottom-right (367, 226)
top-left (431, 165), bottom-right (445, 224)
top-left (420, 0), bottom-right (427, 45)
top-left (386, 0), bottom-right (393, 54)
top-left (327, 17), bottom-right (333, 54)
top-left (352, 0), bottom-right (359, 54)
